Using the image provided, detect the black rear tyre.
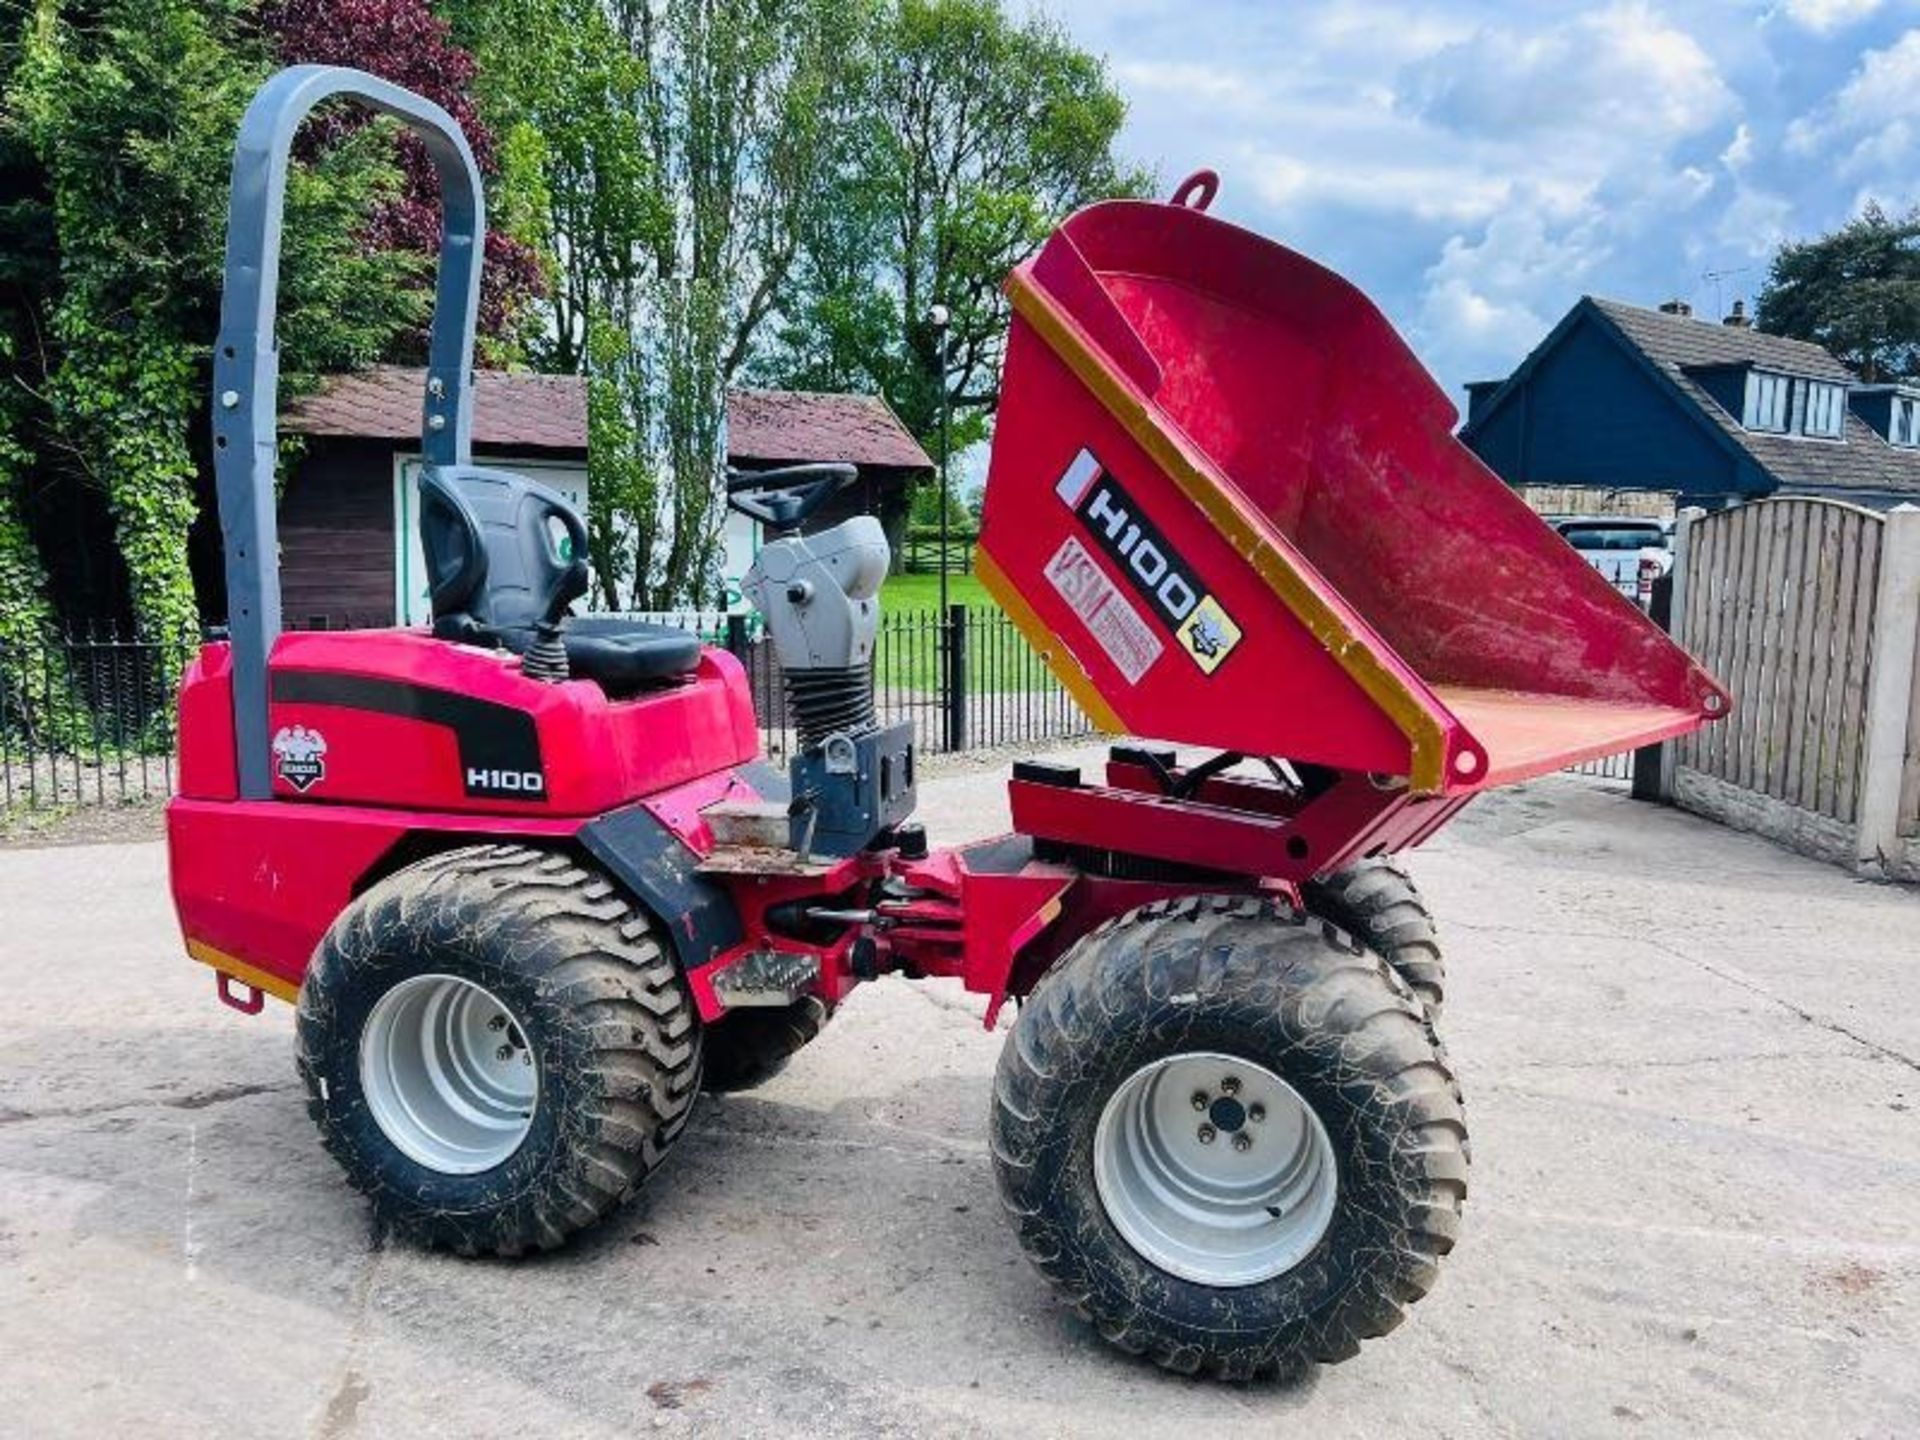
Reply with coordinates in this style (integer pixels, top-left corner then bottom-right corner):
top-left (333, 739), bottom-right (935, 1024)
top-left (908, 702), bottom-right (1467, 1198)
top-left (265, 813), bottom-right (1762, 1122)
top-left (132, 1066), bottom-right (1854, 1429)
top-left (700, 997), bottom-right (829, 1093)
top-left (991, 895), bottom-right (1467, 1381)
top-left (296, 844), bottom-right (702, 1255)
top-left (1303, 856), bottom-right (1444, 1016)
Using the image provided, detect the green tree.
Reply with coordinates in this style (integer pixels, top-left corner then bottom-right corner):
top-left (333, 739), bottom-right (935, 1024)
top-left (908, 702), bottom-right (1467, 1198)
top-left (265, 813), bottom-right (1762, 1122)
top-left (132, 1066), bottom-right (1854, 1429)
top-left (261, 0), bottom-right (544, 363)
top-left (4, 0), bottom-right (425, 661)
top-left (1756, 202), bottom-right (1920, 383)
top-left (12, 0), bottom-right (266, 655)
top-left (0, 10), bottom-right (63, 716)
top-left (761, 0), bottom-right (1148, 461)
top-left (614, 0), bottom-right (873, 608)
top-left (443, 0), bottom-right (667, 606)
top-left (451, 0), bottom-right (863, 610)
top-left (444, 0), bottom-right (661, 374)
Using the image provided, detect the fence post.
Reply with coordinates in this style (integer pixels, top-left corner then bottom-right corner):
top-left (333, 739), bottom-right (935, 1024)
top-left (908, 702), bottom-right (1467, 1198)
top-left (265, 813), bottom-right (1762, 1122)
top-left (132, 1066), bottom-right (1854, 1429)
top-left (1857, 504), bottom-right (1920, 874)
top-left (725, 613), bottom-right (750, 660)
top-left (1649, 505), bottom-right (1706, 804)
top-left (1631, 566), bottom-right (1675, 802)
top-left (945, 603), bottom-right (969, 753)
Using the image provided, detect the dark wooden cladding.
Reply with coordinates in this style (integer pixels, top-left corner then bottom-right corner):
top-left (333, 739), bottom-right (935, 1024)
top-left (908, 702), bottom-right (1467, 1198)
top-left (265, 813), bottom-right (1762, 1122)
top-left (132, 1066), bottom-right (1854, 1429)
top-left (279, 438), bottom-right (397, 627)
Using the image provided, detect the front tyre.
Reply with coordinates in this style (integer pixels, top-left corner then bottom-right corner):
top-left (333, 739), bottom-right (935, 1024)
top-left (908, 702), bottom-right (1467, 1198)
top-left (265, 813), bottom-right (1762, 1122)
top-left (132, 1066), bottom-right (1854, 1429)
top-left (991, 896), bottom-right (1468, 1380)
top-left (296, 845), bottom-right (702, 1255)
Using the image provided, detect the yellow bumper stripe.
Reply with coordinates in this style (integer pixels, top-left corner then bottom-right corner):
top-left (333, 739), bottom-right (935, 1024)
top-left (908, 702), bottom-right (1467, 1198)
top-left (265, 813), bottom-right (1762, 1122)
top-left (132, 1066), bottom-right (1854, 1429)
top-left (187, 940), bottom-right (299, 1005)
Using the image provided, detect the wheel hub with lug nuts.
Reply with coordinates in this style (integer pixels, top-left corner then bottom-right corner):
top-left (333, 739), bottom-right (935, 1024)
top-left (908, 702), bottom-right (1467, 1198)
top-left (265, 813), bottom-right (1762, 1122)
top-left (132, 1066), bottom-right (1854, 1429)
top-left (1093, 1051), bottom-right (1339, 1287)
top-left (359, 974), bottom-right (537, 1175)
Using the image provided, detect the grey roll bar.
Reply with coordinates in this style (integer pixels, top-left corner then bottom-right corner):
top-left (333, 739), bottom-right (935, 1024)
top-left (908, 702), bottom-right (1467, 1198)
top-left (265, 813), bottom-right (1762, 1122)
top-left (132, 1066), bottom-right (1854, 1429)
top-left (211, 66), bottom-right (486, 799)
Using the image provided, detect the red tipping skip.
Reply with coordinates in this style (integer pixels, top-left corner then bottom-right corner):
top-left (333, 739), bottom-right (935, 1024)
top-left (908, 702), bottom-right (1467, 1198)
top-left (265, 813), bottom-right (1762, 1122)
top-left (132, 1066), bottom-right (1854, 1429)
top-left (977, 183), bottom-right (1728, 795)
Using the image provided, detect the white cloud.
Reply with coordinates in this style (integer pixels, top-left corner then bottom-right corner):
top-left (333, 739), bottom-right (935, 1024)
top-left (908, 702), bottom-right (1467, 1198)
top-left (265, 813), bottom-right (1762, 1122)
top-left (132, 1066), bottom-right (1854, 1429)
top-left (1787, 29), bottom-right (1920, 157)
top-left (1110, 60), bottom-right (1266, 115)
top-left (1383, 5), bottom-right (1735, 382)
top-left (1401, 3), bottom-right (1734, 145)
top-left (1296, 0), bottom-right (1477, 63)
top-left (1721, 122), bottom-right (1755, 171)
top-left (1029, 0), bottom-right (1857, 396)
top-left (1783, 29), bottom-right (1920, 212)
top-left (1245, 153), bottom-right (1517, 225)
top-left (1828, 28), bottom-right (1920, 123)
top-left (1714, 184), bottom-right (1796, 257)
top-left (1413, 207), bottom-right (1609, 374)
top-left (1166, 3), bottom-right (1736, 252)
top-left (1779, 0), bottom-right (1883, 33)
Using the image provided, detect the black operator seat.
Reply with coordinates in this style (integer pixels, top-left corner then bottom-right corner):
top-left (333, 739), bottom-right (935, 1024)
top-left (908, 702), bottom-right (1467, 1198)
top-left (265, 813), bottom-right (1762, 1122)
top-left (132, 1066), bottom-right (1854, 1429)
top-left (417, 465), bottom-right (702, 696)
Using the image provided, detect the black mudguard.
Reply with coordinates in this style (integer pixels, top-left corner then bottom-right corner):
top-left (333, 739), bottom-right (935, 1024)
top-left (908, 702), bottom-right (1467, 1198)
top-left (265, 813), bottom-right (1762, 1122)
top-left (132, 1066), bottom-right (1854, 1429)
top-left (577, 800), bottom-right (745, 973)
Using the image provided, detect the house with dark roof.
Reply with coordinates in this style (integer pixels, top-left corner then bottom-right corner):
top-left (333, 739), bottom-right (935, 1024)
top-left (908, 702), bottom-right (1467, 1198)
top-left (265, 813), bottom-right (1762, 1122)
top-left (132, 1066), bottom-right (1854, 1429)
top-left (276, 370), bottom-right (932, 625)
top-left (1460, 297), bottom-right (1920, 511)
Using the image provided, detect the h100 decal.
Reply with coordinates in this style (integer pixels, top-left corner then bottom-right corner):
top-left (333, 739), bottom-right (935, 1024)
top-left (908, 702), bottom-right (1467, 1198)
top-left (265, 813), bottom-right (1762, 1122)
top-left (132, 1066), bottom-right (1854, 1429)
top-left (1053, 449), bottom-right (1243, 675)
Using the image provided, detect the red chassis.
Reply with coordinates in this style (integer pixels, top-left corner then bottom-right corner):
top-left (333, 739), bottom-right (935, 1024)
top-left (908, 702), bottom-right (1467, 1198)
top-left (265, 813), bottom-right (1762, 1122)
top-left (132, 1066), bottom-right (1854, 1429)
top-left (172, 633), bottom-right (1425, 1027)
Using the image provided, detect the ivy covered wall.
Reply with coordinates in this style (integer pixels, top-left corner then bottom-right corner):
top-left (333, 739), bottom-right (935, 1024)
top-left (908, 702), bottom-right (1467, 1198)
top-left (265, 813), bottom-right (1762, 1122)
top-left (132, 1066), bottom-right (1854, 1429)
top-left (0, 0), bottom-right (537, 673)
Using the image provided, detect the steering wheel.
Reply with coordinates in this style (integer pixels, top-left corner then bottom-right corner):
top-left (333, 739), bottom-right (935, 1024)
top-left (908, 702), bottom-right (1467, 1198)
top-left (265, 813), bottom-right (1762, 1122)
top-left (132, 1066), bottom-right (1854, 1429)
top-left (726, 462), bottom-right (857, 530)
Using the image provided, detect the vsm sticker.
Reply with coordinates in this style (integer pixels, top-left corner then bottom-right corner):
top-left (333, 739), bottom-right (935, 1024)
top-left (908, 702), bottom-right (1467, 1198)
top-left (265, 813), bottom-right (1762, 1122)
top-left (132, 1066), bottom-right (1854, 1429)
top-left (1054, 449), bottom-right (1244, 675)
top-left (272, 724), bottom-right (328, 792)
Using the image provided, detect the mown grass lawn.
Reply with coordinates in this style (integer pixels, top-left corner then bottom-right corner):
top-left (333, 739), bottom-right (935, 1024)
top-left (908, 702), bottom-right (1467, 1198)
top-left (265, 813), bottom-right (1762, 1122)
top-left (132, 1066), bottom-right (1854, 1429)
top-left (874, 570), bottom-right (1059, 693)
top-left (877, 571), bottom-right (995, 613)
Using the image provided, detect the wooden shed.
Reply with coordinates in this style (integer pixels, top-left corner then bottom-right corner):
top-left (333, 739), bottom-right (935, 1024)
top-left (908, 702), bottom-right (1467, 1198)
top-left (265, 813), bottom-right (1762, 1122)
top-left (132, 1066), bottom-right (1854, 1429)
top-left (725, 389), bottom-right (932, 559)
top-left (275, 373), bottom-right (930, 624)
top-left (280, 367), bottom-right (588, 628)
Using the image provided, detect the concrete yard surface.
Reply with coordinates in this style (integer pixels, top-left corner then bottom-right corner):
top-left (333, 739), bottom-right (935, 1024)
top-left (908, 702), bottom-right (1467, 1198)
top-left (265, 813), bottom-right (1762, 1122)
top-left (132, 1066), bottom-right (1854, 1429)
top-left (1, 748), bottom-right (1917, 1438)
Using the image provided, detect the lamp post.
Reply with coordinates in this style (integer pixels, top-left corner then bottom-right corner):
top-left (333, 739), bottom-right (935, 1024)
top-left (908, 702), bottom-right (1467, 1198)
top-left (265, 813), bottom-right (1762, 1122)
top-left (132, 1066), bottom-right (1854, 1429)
top-left (929, 304), bottom-right (952, 616)
top-left (928, 303), bottom-right (957, 749)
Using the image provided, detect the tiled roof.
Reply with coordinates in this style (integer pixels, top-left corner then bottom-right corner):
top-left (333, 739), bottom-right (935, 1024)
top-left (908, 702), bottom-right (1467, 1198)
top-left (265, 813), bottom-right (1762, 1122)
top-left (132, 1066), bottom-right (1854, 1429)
top-left (726, 389), bottom-right (933, 473)
top-left (284, 366), bottom-right (587, 451)
top-left (1591, 298), bottom-right (1856, 382)
top-left (1590, 298), bottom-right (1920, 498)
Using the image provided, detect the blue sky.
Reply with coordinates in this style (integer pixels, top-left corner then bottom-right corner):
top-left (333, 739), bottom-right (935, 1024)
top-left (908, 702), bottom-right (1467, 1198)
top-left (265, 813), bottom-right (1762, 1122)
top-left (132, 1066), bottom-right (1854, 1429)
top-left (1036, 0), bottom-right (1920, 408)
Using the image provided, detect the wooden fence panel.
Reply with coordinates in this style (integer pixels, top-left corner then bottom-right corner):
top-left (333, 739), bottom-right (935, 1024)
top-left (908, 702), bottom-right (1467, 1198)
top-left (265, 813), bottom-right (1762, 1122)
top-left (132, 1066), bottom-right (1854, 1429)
top-left (1903, 593), bottom-right (1920, 839)
top-left (1792, 504), bottom-right (1840, 812)
top-left (1836, 508), bottom-right (1882, 823)
top-left (1819, 512), bottom-right (1866, 819)
top-left (1676, 498), bottom-right (1883, 826)
top-left (1726, 507), bottom-right (1757, 784)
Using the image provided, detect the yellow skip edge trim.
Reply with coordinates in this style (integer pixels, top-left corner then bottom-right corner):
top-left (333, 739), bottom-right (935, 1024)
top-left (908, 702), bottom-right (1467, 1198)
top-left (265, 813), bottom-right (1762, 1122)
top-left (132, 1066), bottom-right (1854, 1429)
top-left (186, 939), bottom-right (299, 1005)
top-left (1006, 273), bottom-right (1451, 794)
top-left (976, 547), bottom-right (1126, 734)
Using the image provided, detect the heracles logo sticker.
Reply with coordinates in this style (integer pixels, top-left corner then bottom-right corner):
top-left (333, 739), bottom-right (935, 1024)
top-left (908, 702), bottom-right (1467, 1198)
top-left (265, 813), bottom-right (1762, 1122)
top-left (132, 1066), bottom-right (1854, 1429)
top-left (271, 724), bottom-right (328, 792)
top-left (1053, 449), bottom-right (1244, 675)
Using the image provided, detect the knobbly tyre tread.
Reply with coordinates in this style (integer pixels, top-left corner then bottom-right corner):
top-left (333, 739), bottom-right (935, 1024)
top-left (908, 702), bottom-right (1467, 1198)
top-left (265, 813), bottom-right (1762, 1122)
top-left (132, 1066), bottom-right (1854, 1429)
top-left (1302, 856), bottom-right (1445, 1016)
top-left (296, 843), bottom-right (702, 1256)
top-left (700, 997), bottom-right (830, 1093)
top-left (990, 894), bottom-right (1468, 1382)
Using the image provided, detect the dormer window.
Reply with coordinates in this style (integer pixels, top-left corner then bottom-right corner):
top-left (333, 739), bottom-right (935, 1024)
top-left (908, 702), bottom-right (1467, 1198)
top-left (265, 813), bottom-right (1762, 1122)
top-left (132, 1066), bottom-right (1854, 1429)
top-left (1802, 380), bottom-right (1846, 439)
top-left (1893, 395), bottom-right (1920, 447)
top-left (1743, 371), bottom-right (1790, 432)
top-left (1739, 371), bottom-right (1846, 439)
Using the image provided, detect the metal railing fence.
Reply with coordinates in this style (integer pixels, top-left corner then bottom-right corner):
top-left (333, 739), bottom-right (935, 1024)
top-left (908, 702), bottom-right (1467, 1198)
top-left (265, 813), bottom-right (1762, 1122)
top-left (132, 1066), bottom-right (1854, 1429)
top-left (1, 605), bottom-right (1092, 812)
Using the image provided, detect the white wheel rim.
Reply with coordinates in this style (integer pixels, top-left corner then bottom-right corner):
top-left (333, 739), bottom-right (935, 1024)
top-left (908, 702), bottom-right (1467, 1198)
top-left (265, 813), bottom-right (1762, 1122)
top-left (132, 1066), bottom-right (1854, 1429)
top-left (359, 975), bottom-right (537, 1175)
top-left (1093, 1051), bottom-right (1338, 1287)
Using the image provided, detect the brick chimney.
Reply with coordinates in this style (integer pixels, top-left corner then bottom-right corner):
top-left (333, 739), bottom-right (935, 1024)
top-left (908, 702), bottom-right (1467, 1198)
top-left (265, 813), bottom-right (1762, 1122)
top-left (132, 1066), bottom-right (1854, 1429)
top-left (1723, 299), bottom-right (1750, 328)
top-left (1657, 298), bottom-right (1693, 317)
